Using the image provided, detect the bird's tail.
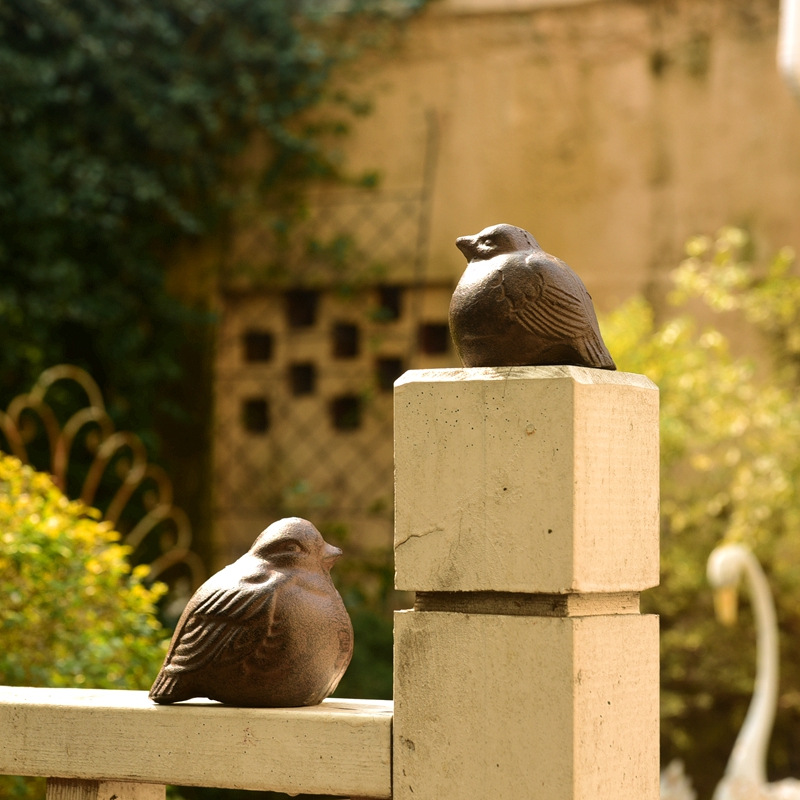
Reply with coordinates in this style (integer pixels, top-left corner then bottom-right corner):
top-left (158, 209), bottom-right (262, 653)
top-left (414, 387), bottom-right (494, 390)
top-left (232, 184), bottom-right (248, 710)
top-left (580, 333), bottom-right (616, 370)
top-left (149, 671), bottom-right (192, 705)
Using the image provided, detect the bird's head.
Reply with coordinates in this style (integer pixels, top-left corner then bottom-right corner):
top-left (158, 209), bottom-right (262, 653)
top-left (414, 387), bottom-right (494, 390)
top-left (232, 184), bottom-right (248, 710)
top-left (707, 543), bottom-right (748, 626)
top-left (455, 224), bottom-right (540, 262)
top-left (250, 517), bottom-right (342, 574)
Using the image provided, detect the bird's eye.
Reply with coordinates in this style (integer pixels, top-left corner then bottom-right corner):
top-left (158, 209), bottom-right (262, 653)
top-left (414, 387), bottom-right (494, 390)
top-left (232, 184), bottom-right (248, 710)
top-left (263, 539), bottom-right (304, 557)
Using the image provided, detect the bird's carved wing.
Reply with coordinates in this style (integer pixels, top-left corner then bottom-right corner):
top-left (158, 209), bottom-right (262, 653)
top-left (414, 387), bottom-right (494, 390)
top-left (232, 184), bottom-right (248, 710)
top-left (506, 253), bottom-right (594, 341)
top-left (161, 579), bottom-right (280, 676)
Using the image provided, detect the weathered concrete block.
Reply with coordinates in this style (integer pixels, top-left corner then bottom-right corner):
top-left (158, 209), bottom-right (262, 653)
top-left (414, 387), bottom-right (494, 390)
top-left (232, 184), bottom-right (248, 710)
top-left (393, 610), bottom-right (659, 800)
top-left (394, 366), bottom-right (659, 593)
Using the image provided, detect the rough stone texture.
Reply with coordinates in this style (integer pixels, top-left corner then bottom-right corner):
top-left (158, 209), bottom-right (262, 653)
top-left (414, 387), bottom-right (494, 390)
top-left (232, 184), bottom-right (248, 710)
top-left (393, 365), bottom-right (660, 799)
top-left (393, 611), bottom-right (659, 800)
top-left (394, 366), bottom-right (659, 593)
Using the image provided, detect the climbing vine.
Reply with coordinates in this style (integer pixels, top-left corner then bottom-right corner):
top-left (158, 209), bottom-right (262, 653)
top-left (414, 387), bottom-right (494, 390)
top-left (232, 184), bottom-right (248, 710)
top-left (0, 0), bottom-right (424, 447)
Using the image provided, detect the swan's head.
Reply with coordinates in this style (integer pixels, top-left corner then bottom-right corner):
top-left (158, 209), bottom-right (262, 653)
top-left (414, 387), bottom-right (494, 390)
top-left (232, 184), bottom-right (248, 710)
top-left (707, 543), bottom-right (748, 626)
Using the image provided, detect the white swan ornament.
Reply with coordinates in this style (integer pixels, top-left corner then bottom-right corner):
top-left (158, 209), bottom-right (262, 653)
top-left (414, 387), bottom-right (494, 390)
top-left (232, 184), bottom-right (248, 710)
top-left (661, 759), bottom-right (697, 800)
top-left (707, 543), bottom-right (800, 800)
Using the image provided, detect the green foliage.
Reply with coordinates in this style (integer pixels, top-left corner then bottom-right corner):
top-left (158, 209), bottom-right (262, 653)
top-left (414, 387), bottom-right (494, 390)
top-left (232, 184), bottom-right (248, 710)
top-left (0, 454), bottom-right (168, 688)
top-left (0, 0), bottom-right (422, 445)
top-left (600, 228), bottom-right (800, 797)
top-left (0, 453), bottom-right (169, 799)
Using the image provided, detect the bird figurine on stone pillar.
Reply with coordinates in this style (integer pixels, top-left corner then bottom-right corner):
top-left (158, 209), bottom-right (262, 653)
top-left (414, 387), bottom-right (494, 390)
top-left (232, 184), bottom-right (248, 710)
top-left (449, 224), bottom-right (616, 370)
top-left (149, 517), bottom-right (353, 707)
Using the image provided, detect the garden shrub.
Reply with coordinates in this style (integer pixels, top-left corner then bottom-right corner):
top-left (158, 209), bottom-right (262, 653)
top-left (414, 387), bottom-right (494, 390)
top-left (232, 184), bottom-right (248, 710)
top-left (0, 454), bottom-right (168, 688)
top-left (601, 229), bottom-right (800, 797)
top-left (0, 453), bottom-right (169, 798)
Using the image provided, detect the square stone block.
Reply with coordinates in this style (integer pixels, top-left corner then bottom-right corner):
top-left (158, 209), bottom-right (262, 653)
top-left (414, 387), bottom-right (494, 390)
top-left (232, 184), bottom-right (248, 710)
top-left (393, 610), bottom-right (659, 800)
top-left (394, 366), bottom-right (659, 593)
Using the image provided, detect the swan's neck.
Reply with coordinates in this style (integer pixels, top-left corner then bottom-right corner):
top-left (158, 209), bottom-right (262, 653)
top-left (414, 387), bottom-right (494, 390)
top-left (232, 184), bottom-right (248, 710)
top-left (724, 549), bottom-right (779, 785)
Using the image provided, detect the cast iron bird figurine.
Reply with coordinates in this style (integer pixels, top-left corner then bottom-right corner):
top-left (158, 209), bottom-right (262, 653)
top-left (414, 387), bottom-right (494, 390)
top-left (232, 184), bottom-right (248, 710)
top-left (149, 517), bottom-right (353, 707)
top-left (449, 224), bottom-right (616, 370)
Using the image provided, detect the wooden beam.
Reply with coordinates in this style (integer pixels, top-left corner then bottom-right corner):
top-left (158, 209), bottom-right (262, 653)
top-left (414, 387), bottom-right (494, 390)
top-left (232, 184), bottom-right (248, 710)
top-left (46, 779), bottom-right (165, 800)
top-left (0, 687), bottom-right (392, 798)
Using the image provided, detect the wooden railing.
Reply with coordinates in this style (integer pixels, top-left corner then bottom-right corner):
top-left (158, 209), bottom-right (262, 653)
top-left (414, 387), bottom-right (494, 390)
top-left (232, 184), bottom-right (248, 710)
top-left (0, 687), bottom-right (391, 799)
top-left (0, 367), bottom-right (661, 800)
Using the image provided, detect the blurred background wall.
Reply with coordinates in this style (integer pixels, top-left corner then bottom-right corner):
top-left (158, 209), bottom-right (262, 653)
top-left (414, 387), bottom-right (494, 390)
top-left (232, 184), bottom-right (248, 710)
top-left (202, 0), bottom-right (800, 569)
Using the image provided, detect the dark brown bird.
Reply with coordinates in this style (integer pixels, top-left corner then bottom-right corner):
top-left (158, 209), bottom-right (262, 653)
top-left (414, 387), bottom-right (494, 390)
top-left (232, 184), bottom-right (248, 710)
top-left (149, 517), bottom-right (353, 707)
top-left (449, 224), bottom-right (616, 370)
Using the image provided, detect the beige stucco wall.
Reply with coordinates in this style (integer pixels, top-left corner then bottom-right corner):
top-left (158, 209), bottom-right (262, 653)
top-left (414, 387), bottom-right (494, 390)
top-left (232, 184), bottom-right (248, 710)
top-left (325, 0), bottom-right (800, 311)
top-left (205, 0), bottom-right (800, 564)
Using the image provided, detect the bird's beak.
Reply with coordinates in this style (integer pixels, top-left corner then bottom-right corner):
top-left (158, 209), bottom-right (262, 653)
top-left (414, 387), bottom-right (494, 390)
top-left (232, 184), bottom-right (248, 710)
top-left (714, 586), bottom-right (738, 626)
top-left (322, 543), bottom-right (342, 570)
top-left (455, 236), bottom-right (476, 261)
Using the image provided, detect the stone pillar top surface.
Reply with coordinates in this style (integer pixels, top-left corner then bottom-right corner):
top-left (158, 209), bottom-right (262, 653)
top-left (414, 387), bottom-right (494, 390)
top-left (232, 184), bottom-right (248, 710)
top-left (396, 365), bottom-right (656, 391)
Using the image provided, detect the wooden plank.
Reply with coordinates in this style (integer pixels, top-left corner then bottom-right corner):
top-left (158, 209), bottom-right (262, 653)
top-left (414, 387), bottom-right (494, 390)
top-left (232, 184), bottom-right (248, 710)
top-left (47, 779), bottom-right (165, 800)
top-left (0, 687), bottom-right (392, 798)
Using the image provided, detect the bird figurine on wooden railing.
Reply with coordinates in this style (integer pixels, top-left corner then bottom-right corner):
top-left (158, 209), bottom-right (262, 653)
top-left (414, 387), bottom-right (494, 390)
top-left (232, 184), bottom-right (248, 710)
top-left (449, 224), bottom-right (616, 370)
top-left (150, 517), bottom-right (353, 707)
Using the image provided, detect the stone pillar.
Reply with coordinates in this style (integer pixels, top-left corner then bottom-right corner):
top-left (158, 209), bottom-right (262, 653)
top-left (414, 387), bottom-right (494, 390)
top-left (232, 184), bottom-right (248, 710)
top-left (393, 366), bottom-right (660, 800)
